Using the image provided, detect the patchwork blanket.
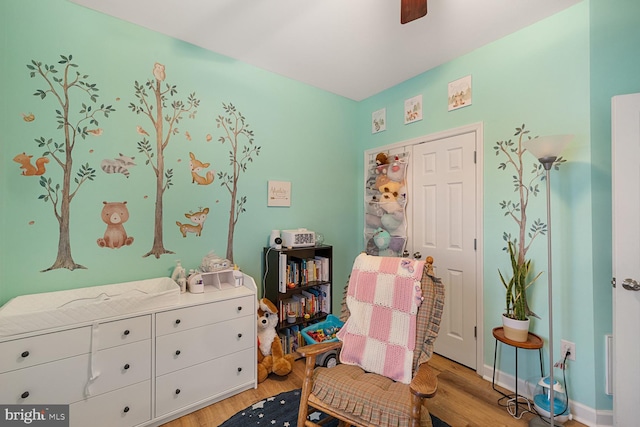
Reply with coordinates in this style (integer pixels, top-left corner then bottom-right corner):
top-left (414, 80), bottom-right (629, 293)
top-left (337, 254), bottom-right (425, 384)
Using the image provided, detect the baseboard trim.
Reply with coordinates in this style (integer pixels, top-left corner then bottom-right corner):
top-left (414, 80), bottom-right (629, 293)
top-left (482, 363), bottom-right (613, 427)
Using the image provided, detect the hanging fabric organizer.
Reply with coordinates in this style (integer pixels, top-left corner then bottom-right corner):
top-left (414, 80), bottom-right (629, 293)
top-left (364, 150), bottom-right (410, 257)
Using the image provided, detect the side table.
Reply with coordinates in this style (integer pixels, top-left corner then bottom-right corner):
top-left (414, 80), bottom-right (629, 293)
top-left (492, 326), bottom-right (544, 417)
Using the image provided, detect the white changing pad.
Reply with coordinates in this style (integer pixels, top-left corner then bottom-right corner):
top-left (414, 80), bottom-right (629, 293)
top-left (0, 277), bottom-right (180, 336)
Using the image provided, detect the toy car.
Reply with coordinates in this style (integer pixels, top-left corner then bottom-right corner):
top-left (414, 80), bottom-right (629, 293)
top-left (301, 314), bottom-right (344, 367)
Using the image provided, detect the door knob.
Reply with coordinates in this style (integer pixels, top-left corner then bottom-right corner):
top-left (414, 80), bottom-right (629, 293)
top-left (622, 278), bottom-right (640, 291)
top-left (413, 252), bottom-right (422, 260)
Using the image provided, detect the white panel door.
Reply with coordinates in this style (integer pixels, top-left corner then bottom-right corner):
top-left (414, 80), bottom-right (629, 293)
top-left (412, 131), bottom-right (477, 369)
top-left (612, 93), bottom-right (640, 426)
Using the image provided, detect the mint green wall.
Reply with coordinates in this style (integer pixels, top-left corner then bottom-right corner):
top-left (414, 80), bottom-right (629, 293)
top-left (2, 0), bottom-right (637, 416)
top-left (589, 0), bottom-right (640, 411)
top-left (357, 2), bottom-right (607, 411)
top-left (0, 0), bottom-right (361, 308)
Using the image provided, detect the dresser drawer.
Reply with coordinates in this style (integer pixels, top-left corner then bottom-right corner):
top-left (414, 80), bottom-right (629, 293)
top-left (88, 339), bottom-right (151, 397)
top-left (156, 295), bottom-right (254, 336)
top-left (156, 316), bottom-right (253, 375)
top-left (70, 380), bottom-right (151, 427)
top-left (0, 353), bottom-right (89, 404)
top-left (0, 326), bottom-right (90, 373)
top-left (155, 347), bottom-right (255, 417)
top-left (96, 315), bottom-right (151, 350)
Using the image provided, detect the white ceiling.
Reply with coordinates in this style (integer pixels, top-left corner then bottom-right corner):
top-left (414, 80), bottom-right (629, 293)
top-left (70, 0), bottom-right (581, 101)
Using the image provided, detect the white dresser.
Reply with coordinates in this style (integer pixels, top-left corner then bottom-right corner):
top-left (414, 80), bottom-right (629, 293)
top-left (0, 275), bottom-right (257, 427)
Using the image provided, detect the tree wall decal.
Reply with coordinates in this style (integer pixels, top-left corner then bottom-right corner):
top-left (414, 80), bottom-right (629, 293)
top-left (215, 103), bottom-right (261, 262)
top-left (26, 54), bottom-right (115, 272)
top-left (129, 63), bottom-right (200, 259)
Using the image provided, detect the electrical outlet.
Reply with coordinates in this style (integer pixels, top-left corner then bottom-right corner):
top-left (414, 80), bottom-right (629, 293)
top-left (561, 339), bottom-right (576, 361)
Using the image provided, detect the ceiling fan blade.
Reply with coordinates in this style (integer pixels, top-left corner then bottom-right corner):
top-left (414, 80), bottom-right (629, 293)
top-left (401, 0), bottom-right (427, 24)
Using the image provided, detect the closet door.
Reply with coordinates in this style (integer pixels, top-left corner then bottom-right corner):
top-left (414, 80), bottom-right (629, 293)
top-left (411, 131), bottom-right (478, 369)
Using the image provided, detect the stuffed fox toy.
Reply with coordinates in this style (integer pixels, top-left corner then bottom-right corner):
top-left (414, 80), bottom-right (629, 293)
top-left (257, 298), bottom-right (295, 383)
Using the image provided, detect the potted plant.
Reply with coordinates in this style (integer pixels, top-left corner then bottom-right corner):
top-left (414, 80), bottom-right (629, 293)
top-left (494, 124), bottom-right (563, 341)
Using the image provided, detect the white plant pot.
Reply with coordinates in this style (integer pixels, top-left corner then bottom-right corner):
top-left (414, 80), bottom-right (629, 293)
top-left (502, 314), bottom-right (530, 342)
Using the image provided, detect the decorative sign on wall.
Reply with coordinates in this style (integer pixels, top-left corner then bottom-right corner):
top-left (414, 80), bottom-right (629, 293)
top-left (268, 181), bottom-right (291, 207)
top-left (404, 95), bottom-right (423, 124)
top-left (448, 75), bottom-right (472, 111)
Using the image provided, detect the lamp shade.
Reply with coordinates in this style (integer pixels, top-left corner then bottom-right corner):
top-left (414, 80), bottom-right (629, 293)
top-left (523, 134), bottom-right (573, 162)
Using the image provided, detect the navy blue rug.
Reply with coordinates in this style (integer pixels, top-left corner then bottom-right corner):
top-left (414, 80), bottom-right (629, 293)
top-left (220, 389), bottom-right (450, 427)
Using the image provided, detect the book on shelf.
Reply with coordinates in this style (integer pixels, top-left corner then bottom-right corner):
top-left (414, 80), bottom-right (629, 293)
top-left (314, 256), bottom-right (330, 282)
top-left (278, 252), bottom-right (287, 293)
top-left (279, 325), bottom-right (302, 355)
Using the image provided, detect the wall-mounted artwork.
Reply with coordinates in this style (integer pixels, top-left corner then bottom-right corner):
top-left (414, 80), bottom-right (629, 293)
top-left (268, 181), bottom-right (291, 207)
top-left (404, 95), bottom-right (423, 124)
top-left (214, 103), bottom-right (261, 262)
top-left (25, 54), bottom-right (116, 272)
top-left (97, 201), bottom-right (134, 249)
top-left (372, 108), bottom-right (386, 134)
top-left (129, 62), bottom-right (200, 259)
top-left (448, 75), bottom-right (472, 111)
top-left (176, 207), bottom-right (209, 237)
top-left (189, 152), bottom-right (214, 185)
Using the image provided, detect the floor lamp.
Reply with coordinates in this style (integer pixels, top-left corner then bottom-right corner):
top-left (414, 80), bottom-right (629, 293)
top-left (523, 134), bottom-right (573, 427)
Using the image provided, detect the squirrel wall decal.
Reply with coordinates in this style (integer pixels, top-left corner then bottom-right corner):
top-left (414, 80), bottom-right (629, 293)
top-left (13, 153), bottom-right (49, 176)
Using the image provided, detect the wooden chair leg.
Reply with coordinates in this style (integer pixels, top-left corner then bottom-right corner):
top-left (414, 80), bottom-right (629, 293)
top-left (297, 354), bottom-right (318, 427)
top-left (409, 393), bottom-right (422, 427)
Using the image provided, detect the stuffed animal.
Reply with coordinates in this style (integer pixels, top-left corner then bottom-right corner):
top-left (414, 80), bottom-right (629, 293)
top-left (375, 152), bottom-right (389, 176)
top-left (257, 298), bottom-right (295, 383)
top-left (379, 191), bottom-right (403, 214)
top-left (386, 155), bottom-right (407, 183)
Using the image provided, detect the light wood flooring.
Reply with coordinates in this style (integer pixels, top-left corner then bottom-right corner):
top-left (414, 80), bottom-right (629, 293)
top-left (161, 354), bottom-right (587, 427)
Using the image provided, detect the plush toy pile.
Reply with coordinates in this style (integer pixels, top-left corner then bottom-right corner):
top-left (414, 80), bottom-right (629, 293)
top-left (365, 152), bottom-right (408, 256)
top-left (256, 298), bottom-right (295, 383)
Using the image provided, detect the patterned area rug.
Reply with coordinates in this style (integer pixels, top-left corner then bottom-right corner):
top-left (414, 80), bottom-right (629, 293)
top-left (220, 389), bottom-right (450, 427)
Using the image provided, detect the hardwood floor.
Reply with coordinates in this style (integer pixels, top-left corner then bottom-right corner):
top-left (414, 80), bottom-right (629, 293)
top-left (161, 354), bottom-right (587, 427)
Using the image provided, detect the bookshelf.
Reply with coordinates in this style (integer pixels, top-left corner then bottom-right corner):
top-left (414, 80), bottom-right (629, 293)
top-left (263, 245), bottom-right (332, 356)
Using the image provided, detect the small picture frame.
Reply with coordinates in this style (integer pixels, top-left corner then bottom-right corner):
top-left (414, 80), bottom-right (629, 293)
top-left (268, 180), bottom-right (291, 207)
top-left (372, 108), bottom-right (386, 134)
top-left (404, 95), bottom-right (423, 124)
top-left (448, 75), bottom-right (472, 111)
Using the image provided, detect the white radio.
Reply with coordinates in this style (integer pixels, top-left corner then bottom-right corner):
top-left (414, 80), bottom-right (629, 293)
top-left (281, 228), bottom-right (316, 248)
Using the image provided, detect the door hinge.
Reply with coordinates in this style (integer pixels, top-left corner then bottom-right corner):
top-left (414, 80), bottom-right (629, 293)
top-left (612, 277), bottom-right (616, 288)
top-left (474, 326), bottom-right (477, 338)
top-left (474, 238), bottom-right (477, 250)
top-left (474, 151), bottom-right (477, 164)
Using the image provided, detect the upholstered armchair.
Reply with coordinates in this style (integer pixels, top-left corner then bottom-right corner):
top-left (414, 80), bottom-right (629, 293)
top-left (297, 254), bottom-right (445, 427)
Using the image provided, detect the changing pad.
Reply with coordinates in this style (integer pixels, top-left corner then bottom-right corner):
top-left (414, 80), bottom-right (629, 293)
top-left (0, 277), bottom-right (180, 336)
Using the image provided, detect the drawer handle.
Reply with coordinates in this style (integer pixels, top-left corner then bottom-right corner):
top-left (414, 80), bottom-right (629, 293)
top-left (124, 329), bottom-right (130, 336)
top-left (175, 350), bottom-right (181, 356)
top-left (175, 319), bottom-right (181, 325)
top-left (21, 351), bottom-right (30, 358)
top-left (124, 363), bottom-right (130, 370)
top-left (237, 367), bottom-right (242, 372)
top-left (123, 406), bottom-right (130, 413)
top-left (237, 306), bottom-right (242, 311)
top-left (21, 391), bottom-right (29, 399)
top-left (237, 333), bottom-right (242, 338)
top-left (175, 389), bottom-right (181, 395)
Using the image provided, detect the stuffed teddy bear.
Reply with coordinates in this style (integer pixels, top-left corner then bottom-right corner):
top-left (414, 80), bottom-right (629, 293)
top-left (257, 298), bottom-right (295, 383)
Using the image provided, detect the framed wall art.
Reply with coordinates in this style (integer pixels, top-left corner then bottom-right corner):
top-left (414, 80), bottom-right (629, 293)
top-left (372, 108), bottom-right (386, 134)
top-left (267, 180), bottom-right (291, 207)
top-left (404, 95), bottom-right (423, 124)
top-left (448, 75), bottom-right (472, 111)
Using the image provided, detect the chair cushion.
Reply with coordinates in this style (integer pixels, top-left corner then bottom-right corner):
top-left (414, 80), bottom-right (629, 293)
top-left (311, 364), bottom-right (433, 427)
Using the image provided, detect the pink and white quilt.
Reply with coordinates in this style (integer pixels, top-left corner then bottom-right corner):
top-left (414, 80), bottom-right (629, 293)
top-left (337, 253), bottom-right (425, 384)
